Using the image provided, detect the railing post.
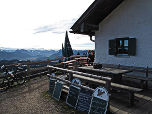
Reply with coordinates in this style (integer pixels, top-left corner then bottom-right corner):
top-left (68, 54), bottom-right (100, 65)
top-left (118, 64), bottom-right (120, 69)
top-left (27, 60), bottom-right (30, 81)
top-left (106, 80), bottom-right (111, 114)
top-left (39, 70), bottom-right (42, 78)
top-left (61, 56), bottom-right (63, 63)
top-left (47, 58), bottom-right (51, 74)
top-left (146, 66), bottom-right (148, 89)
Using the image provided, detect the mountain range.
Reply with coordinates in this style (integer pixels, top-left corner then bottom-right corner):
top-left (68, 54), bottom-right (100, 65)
top-left (0, 48), bottom-right (88, 61)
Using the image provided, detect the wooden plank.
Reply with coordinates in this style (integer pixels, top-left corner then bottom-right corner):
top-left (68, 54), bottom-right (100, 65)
top-left (5, 57), bottom-right (64, 68)
top-left (62, 60), bottom-right (77, 64)
top-left (102, 63), bottom-right (119, 68)
top-left (75, 57), bottom-right (88, 60)
top-left (120, 65), bottom-right (147, 70)
top-left (120, 67), bottom-right (147, 73)
top-left (29, 66), bottom-right (48, 73)
top-left (29, 71), bottom-right (48, 77)
top-left (122, 74), bottom-right (152, 81)
top-left (77, 66), bottom-right (132, 75)
top-left (47, 65), bottom-right (112, 81)
top-left (102, 63), bottom-right (149, 73)
top-left (101, 63), bottom-right (152, 75)
top-left (70, 55), bottom-right (86, 58)
top-left (73, 74), bottom-right (142, 93)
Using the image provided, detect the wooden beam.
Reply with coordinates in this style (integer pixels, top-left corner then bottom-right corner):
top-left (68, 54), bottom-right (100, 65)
top-left (69, 30), bottom-right (95, 36)
top-left (47, 65), bottom-right (112, 81)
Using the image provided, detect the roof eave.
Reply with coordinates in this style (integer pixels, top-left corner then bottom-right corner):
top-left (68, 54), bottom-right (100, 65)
top-left (70, 0), bottom-right (103, 31)
top-left (70, 0), bottom-right (125, 36)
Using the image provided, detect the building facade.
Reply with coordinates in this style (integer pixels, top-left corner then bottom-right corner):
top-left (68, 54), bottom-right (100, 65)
top-left (95, 0), bottom-right (152, 67)
top-left (70, 0), bottom-right (152, 67)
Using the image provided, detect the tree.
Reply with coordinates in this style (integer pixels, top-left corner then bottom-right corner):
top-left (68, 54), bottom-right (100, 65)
top-left (62, 31), bottom-right (73, 57)
top-left (77, 52), bottom-right (80, 55)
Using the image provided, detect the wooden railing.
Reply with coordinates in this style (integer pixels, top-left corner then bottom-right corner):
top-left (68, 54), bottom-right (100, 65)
top-left (47, 65), bottom-right (111, 91)
top-left (2, 55), bottom-right (87, 80)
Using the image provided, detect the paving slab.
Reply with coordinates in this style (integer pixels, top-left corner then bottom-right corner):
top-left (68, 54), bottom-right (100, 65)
top-left (111, 89), bottom-right (152, 114)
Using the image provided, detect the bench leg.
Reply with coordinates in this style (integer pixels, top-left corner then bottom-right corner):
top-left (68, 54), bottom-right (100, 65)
top-left (140, 80), bottom-right (144, 89)
top-left (112, 74), bottom-right (122, 84)
top-left (69, 73), bottom-right (73, 81)
top-left (128, 92), bottom-right (134, 107)
top-left (145, 80), bottom-right (148, 89)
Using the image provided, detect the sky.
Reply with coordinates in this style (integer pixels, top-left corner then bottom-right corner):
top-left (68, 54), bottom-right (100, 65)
top-left (0, 0), bottom-right (95, 50)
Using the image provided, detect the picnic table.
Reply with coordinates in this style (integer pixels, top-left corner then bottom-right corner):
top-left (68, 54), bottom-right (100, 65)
top-left (62, 60), bottom-right (77, 64)
top-left (61, 60), bottom-right (77, 68)
top-left (74, 57), bottom-right (92, 66)
top-left (77, 66), bottom-right (132, 84)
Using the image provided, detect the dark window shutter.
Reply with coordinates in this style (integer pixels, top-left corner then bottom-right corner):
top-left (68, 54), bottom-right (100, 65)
top-left (128, 38), bottom-right (136, 56)
top-left (109, 39), bottom-right (115, 55)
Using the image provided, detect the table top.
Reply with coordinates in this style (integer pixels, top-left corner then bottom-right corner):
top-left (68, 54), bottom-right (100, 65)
top-left (62, 60), bottom-right (77, 64)
top-left (74, 57), bottom-right (88, 60)
top-left (77, 66), bottom-right (132, 75)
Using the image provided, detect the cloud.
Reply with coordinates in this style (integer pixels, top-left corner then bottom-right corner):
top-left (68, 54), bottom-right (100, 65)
top-left (74, 43), bottom-right (94, 46)
top-left (33, 19), bottom-right (76, 34)
top-left (34, 25), bottom-right (56, 34)
top-left (82, 43), bottom-right (95, 46)
top-left (73, 43), bottom-right (95, 50)
top-left (72, 44), bottom-right (95, 50)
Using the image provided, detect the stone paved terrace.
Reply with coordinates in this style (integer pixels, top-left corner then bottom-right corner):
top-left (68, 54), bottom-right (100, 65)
top-left (110, 89), bottom-right (152, 114)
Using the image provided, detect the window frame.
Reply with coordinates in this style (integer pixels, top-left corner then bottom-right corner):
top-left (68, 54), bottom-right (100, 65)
top-left (115, 37), bottom-right (129, 55)
top-left (109, 37), bottom-right (136, 56)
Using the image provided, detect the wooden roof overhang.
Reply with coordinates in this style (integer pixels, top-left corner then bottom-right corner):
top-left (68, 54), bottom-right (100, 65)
top-left (70, 0), bottom-right (124, 36)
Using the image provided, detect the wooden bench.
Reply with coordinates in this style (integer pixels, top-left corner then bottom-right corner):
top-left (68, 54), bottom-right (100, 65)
top-left (102, 63), bottom-right (152, 89)
top-left (118, 65), bottom-right (152, 89)
top-left (72, 74), bottom-right (142, 107)
top-left (122, 74), bottom-right (152, 89)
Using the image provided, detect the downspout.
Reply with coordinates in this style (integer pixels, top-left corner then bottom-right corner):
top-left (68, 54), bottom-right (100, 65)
top-left (90, 35), bottom-right (95, 42)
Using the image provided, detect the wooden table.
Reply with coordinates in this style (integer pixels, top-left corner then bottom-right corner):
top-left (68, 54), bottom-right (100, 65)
top-left (77, 66), bottom-right (132, 84)
top-left (74, 57), bottom-right (92, 66)
top-left (62, 60), bottom-right (77, 68)
top-left (62, 60), bottom-right (77, 64)
top-left (75, 57), bottom-right (87, 62)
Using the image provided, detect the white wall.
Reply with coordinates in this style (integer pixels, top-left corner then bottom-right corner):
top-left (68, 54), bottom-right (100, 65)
top-left (95, 0), bottom-right (152, 67)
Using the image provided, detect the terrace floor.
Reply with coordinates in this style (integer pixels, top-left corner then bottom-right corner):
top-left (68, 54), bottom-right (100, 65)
top-left (0, 76), bottom-right (152, 114)
top-left (110, 89), bottom-right (152, 114)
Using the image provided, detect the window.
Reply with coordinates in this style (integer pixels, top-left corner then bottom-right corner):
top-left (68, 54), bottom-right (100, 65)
top-left (109, 37), bottom-right (136, 56)
top-left (116, 38), bottom-right (129, 54)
